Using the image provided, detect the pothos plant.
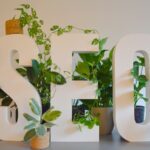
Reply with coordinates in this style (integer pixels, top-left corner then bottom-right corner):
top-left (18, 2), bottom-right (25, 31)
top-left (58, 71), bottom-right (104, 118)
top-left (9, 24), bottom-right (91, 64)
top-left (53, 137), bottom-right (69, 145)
top-left (131, 56), bottom-right (148, 105)
top-left (74, 37), bottom-right (114, 107)
top-left (0, 4), bottom-right (67, 113)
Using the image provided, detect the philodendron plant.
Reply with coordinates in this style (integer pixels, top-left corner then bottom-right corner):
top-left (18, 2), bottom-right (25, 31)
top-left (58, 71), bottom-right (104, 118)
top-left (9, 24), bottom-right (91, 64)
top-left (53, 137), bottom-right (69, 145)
top-left (24, 99), bottom-right (61, 142)
top-left (74, 37), bottom-right (114, 107)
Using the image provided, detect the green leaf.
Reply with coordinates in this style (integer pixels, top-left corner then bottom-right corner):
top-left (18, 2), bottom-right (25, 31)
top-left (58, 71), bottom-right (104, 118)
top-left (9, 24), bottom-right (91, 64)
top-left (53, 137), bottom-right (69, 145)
top-left (137, 75), bottom-right (148, 83)
top-left (42, 110), bottom-right (61, 122)
top-left (84, 29), bottom-right (92, 34)
top-left (99, 37), bottom-right (108, 50)
top-left (50, 25), bottom-right (59, 31)
top-left (24, 122), bottom-right (37, 130)
top-left (29, 99), bottom-right (42, 116)
top-left (109, 46), bottom-right (115, 61)
top-left (35, 125), bottom-right (46, 136)
top-left (32, 59), bottom-right (40, 77)
top-left (65, 25), bottom-right (73, 32)
top-left (46, 57), bottom-right (52, 66)
top-left (24, 128), bottom-right (36, 142)
top-left (57, 28), bottom-right (64, 36)
top-left (76, 62), bottom-right (90, 79)
top-left (16, 68), bottom-right (27, 76)
top-left (26, 67), bottom-right (37, 84)
top-left (23, 113), bottom-right (39, 122)
top-left (137, 56), bottom-right (145, 66)
top-left (50, 72), bottom-right (66, 85)
top-left (91, 38), bottom-right (99, 45)
top-left (44, 122), bottom-right (55, 128)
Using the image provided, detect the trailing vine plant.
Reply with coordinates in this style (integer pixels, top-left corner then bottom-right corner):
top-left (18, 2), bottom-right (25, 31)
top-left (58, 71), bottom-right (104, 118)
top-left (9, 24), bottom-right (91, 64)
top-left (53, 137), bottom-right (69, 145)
top-left (0, 3), bottom-right (101, 129)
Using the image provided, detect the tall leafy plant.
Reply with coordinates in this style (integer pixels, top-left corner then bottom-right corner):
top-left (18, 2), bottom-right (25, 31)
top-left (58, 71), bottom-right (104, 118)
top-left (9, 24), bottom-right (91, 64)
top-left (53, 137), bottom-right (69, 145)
top-left (16, 4), bottom-right (67, 112)
top-left (0, 4), bottom-right (67, 114)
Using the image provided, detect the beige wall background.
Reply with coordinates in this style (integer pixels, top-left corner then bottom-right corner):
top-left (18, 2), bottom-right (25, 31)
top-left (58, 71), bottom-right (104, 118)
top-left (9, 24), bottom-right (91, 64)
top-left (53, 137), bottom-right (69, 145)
top-left (0, 0), bottom-right (150, 48)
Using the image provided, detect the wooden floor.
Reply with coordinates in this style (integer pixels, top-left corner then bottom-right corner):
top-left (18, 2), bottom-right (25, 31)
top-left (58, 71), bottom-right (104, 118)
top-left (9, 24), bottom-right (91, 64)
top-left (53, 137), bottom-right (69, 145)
top-left (0, 130), bottom-right (150, 150)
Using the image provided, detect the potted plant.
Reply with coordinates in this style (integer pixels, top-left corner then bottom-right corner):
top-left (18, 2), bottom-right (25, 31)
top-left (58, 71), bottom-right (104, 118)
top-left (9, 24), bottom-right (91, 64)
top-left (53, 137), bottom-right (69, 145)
top-left (131, 55), bottom-right (148, 123)
top-left (74, 37), bottom-right (115, 135)
top-left (0, 3), bottom-right (66, 148)
top-left (23, 98), bottom-right (61, 149)
top-left (0, 4), bottom-right (66, 112)
top-left (5, 18), bottom-right (23, 35)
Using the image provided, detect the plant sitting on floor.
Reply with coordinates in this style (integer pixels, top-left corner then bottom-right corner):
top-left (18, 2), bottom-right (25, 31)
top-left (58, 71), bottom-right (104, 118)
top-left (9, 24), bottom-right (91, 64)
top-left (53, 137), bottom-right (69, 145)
top-left (23, 99), bottom-right (61, 142)
top-left (131, 55), bottom-right (148, 105)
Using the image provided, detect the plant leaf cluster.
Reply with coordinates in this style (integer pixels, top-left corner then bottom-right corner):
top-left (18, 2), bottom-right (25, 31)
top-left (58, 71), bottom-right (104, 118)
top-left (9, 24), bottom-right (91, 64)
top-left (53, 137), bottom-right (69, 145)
top-left (24, 99), bottom-right (61, 142)
top-left (131, 56), bottom-right (148, 105)
top-left (74, 38), bottom-right (114, 107)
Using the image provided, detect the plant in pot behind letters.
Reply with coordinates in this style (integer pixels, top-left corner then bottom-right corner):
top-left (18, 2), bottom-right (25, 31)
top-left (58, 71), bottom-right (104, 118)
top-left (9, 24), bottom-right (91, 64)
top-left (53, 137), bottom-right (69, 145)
top-left (74, 37), bottom-right (114, 135)
top-left (131, 55), bottom-right (148, 123)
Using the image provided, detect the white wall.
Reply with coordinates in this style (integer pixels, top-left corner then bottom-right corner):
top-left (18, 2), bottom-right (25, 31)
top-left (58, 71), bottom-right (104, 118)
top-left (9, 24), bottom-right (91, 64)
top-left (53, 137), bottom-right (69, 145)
top-left (0, 0), bottom-right (150, 48)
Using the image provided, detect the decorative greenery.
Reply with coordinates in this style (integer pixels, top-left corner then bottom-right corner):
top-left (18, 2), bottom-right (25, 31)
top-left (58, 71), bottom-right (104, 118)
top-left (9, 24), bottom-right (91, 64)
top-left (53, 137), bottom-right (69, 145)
top-left (15, 4), bottom-right (67, 112)
top-left (131, 56), bottom-right (148, 105)
top-left (0, 4), bottom-right (67, 114)
top-left (24, 99), bottom-right (61, 142)
top-left (74, 38), bottom-right (114, 107)
top-left (0, 3), bottom-right (103, 130)
top-left (72, 100), bottom-right (99, 130)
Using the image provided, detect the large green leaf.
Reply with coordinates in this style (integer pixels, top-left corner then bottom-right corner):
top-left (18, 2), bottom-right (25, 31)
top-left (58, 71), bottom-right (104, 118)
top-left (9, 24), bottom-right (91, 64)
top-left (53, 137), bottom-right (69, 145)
top-left (137, 75), bottom-right (148, 83)
top-left (50, 71), bottom-right (66, 85)
top-left (29, 98), bottom-right (42, 115)
top-left (35, 125), bottom-right (46, 136)
top-left (42, 110), bottom-right (61, 122)
top-left (32, 59), bottom-right (40, 77)
top-left (24, 128), bottom-right (36, 142)
top-left (26, 67), bottom-right (37, 84)
top-left (76, 62), bottom-right (90, 79)
top-left (23, 113), bottom-right (39, 122)
top-left (16, 67), bottom-right (27, 76)
top-left (24, 122), bottom-right (37, 130)
top-left (99, 37), bottom-right (108, 50)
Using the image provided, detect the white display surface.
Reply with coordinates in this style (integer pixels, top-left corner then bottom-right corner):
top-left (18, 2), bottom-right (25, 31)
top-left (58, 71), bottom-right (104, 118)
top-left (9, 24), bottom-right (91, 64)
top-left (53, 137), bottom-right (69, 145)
top-left (0, 35), bottom-right (41, 141)
top-left (51, 33), bottom-right (99, 142)
top-left (113, 34), bottom-right (150, 142)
